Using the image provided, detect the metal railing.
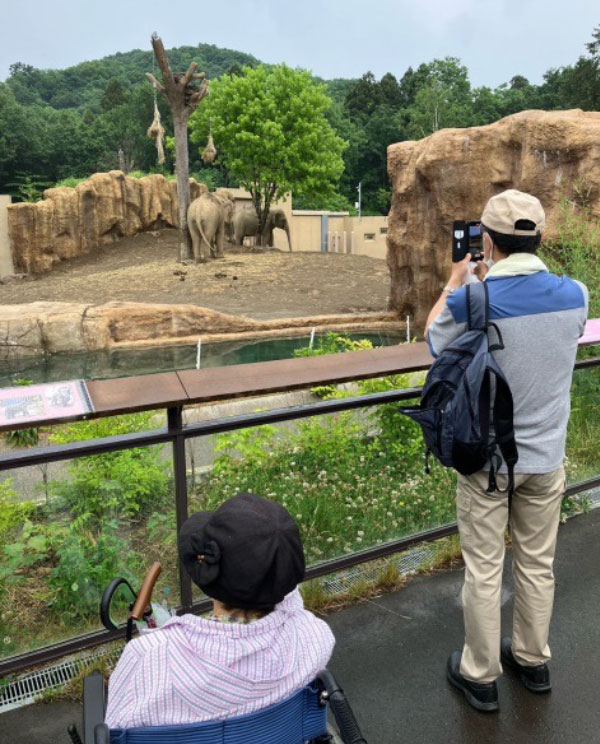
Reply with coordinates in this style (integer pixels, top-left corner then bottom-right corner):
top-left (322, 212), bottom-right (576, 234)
top-left (0, 354), bottom-right (599, 677)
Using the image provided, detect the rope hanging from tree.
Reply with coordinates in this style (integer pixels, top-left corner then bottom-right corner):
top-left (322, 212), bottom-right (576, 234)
top-left (201, 131), bottom-right (217, 164)
top-left (147, 98), bottom-right (166, 164)
top-left (147, 55), bottom-right (165, 165)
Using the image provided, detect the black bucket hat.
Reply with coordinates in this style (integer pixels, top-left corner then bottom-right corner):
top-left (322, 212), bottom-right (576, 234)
top-left (178, 492), bottom-right (305, 610)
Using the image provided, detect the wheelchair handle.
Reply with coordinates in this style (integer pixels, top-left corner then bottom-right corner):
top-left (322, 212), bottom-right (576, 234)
top-left (317, 670), bottom-right (367, 744)
top-left (131, 562), bottom-right (162, 621)
top-left (100, 577), bottom-right (137, 631)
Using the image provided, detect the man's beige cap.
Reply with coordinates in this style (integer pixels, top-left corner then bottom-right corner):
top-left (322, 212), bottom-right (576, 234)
top-left (481, 189), bottom-right (545, 236)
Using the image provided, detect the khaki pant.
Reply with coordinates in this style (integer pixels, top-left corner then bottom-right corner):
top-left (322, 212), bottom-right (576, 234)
top-left (456, 466), bottom-right (565, 683)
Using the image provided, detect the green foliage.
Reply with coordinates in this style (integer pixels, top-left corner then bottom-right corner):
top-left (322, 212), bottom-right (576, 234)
top-left (189, 64), bottom-right (346, 231)
top-left (55, 176), bottom-right (86, 188)
top-left (48, 414), bottom-right (169, 521)
top-left (540, 190), bottom-right (600, 319)
top-left (293, 332), bottom-right (374, 358)
top-left (196, 409), bottom-right (455, 564)
top-left (6, 45), bottom-right (260, 110)
top-left (0, 479), bottom-right (34, 541)
top-left (5, 172), bottom-right (52, 202)
top-left (0, 518), bottom-right (138, 620)
top-left (405, 58), bottom-right (472, 138)
top-left (101, 79), bottom-right (127, 111)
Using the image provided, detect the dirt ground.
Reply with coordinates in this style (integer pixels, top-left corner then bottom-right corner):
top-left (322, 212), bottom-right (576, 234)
top-left (1, 229), bottom-right (390, 320)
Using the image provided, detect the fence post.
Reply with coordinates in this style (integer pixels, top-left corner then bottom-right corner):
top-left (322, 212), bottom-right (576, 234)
top-left (167, 406), bottom-right (193, 612)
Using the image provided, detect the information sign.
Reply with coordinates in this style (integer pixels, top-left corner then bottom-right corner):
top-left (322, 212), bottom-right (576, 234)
top-left (0, 380), bottom-right (93, 428)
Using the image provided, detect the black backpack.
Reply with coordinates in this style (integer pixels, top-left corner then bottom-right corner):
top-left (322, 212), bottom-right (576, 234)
top-left (401, 282), bottom-right (518, 500)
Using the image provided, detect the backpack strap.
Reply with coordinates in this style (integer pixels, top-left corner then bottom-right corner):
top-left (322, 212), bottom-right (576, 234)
top-left (487, 373), bottom-right (518, 515)
top-left (466, 281), bottom-right (489, 331)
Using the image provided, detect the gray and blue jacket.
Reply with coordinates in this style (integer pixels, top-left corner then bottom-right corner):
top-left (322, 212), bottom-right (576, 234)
top-left (427, 267), bottom-right (588, 473)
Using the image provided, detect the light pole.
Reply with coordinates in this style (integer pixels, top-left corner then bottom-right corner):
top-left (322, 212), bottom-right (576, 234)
top-left (356, 181), bottom-right (362, 220)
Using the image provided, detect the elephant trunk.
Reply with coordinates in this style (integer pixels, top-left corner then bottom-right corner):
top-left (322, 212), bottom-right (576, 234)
top-left (284, 222), bottom-right (292, 252)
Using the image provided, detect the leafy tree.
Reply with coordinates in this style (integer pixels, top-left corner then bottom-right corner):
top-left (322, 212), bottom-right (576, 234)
top-left (585, 24), bottom-right (600, 57)
top-left (406, 57), bottom-right (472, 137)
top-left (190, 64), bottom-right (346, 240)
top-left (509, 75), bottom-right (530, 90)
top-left (379, 72), bottom-right (403, 108)
top-left (344, 71), bottom-right (383, 119)
top-left (101, 78), bottom-right (127, 110)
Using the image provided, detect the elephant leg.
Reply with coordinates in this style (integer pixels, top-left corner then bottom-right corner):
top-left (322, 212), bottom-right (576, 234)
top-left (214, 222), bottom-right (225, 258)
top-left (189, 219), bottom-right (204, 263)
top-left (198, 222), bottom-right (213, 262)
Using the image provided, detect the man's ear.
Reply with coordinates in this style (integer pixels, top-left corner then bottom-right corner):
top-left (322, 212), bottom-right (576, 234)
top-left (483, 231), bottom-right (493, 256)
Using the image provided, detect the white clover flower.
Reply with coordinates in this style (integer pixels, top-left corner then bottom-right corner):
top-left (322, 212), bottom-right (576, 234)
top-left (356, 537), bottom-right (363, 543)
top-left (357, 530), bottom-right (364, 537)
top-left (326, 537), bottom-right (334, 543)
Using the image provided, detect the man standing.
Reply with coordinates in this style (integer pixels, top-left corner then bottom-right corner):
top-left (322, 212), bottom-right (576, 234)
top-left (426, 190), bottom-right (588, 712)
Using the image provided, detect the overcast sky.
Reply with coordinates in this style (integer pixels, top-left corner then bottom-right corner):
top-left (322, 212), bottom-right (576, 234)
top-left (1, 0), bottom-right (598, 88)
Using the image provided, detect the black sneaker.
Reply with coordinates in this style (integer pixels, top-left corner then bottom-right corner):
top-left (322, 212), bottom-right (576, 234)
top-left (501, 637), bottom-right (551, 693)
top-left (446, 651), bottom-right (499, 712)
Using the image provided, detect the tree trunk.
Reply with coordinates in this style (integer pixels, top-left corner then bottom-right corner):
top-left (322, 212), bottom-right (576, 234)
top-left (173, 111), bottom-right (192, 262)
top-left (147, 34), bottom-right (208, 264)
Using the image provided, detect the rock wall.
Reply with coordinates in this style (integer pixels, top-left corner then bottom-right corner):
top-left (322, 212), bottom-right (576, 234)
top-left (0, 302), bottom-right (402, 360)
top-left (386, 109), bottom-right (600, 328)
top-left (7, 171), bottom-right (208, 274)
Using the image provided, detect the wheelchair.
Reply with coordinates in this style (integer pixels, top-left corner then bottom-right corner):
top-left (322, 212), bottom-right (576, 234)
top-left (68, 564), bottom-right (367, 744)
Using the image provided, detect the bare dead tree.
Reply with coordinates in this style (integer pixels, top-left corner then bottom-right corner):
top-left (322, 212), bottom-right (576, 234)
top-left (146, 34), bottom-right (209, 262)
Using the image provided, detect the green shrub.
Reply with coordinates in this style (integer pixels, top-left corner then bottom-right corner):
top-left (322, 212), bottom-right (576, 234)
top-left (0, 479), bottom-right (34, 541)
top-left (541, 192), bottom-right (600, 318)
top-left (0, 518), bottom-right (138, 620)
top-left (54, 176), bottom-right (87, 188)
top-left (48, 414), bottom-right (169, 521)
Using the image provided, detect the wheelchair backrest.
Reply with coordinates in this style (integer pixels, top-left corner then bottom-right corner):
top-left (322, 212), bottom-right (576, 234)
top-left (108, 683), bottom-right (327, 744)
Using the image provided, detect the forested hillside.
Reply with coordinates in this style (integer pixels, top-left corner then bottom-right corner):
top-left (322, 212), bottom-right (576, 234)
top-left (1, 28), bottom-right (598, 213)
top-left (5, 44), bottom-right (261, 109)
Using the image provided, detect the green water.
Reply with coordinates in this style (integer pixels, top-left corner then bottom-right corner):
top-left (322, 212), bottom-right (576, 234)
top-left (0, 333), bottom-right (402, 387)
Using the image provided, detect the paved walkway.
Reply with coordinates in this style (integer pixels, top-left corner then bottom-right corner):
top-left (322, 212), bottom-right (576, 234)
top-left (1, 508), bottom-right (599, 743)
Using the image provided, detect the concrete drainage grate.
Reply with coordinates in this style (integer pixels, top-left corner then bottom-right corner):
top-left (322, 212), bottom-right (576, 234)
top-left (323, 545), bottom-right (435, 595)
top-left (0, 648), bottom-right (121, 714)
top-left (587, 487), bottom-right (600, 508)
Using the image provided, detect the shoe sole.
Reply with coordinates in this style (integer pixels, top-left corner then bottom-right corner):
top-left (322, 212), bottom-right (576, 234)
top-left (446, 669), bottom-right (499, 712)
top-left (501, 653), bottom-right (551, 694)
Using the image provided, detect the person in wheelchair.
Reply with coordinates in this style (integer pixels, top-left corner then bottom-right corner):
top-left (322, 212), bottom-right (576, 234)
top-left (105, 491), bottom-right (335, 729)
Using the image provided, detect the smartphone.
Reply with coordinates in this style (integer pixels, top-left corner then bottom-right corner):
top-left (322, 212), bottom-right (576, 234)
top-left (452, 221), bottom-right (483, 263)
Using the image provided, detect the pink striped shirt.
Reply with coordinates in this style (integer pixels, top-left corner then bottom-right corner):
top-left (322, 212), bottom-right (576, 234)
top-left (104, 589), bottom-right (334, 729)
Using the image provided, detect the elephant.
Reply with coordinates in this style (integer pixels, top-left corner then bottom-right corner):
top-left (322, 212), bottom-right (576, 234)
top-left (187, 189), bottom-right (235, 262)
top-left (232, 207), bottom-right (292, 251)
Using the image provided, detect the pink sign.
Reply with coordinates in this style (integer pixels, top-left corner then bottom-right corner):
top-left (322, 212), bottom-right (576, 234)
top-left (580, 318), bottom-right (600, 347)
top-left (0, 380), bottom-right (93, 428)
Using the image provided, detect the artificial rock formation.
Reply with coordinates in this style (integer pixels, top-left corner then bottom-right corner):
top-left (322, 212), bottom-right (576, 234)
top-left (0, 301), bottom-right (401, 360)
top-left (387, 109), bottom-right (600, 329)
top-left (7, 171), bottom-right (208, 274)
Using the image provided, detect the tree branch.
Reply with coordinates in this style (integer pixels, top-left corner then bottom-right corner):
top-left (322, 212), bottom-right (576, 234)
top-left (150, 34), bottom-right (176, 95)
top-left (145, 73), bottom-right (166, 98)
top-left (186, 81), bottom-right (209, 112)
top-left (180, 61), bottom-right (199, 88)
